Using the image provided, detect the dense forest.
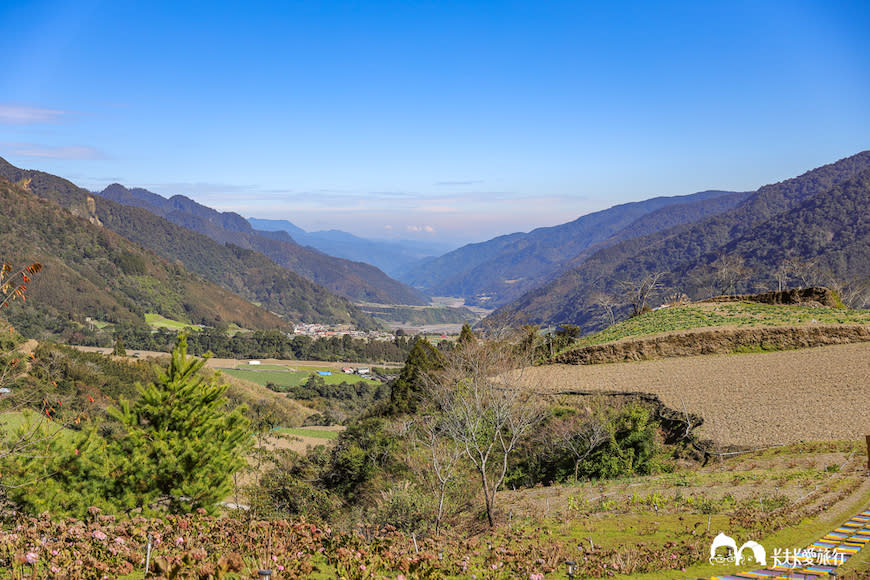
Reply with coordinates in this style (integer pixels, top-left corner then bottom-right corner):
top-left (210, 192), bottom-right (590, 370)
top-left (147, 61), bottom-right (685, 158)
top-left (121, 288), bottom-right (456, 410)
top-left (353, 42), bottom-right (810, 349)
top-left (109, 324), bottom-right (416, 363)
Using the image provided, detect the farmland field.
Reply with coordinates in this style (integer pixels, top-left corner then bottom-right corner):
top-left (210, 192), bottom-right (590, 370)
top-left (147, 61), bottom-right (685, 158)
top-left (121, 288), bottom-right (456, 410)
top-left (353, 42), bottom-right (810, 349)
top-left (525, 341), bottom-right (870, 447)
top-left (220, 366), bottom-right (380, 390)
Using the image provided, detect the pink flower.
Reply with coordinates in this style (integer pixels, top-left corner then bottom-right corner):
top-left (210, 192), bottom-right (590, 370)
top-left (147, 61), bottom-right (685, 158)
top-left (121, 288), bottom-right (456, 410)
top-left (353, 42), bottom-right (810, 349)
top-left (272, 554), bottom-right (278, 562)
top-left (360, 564), bottom-right (366, 571)
top-left (175, 536), bottom-right (185, 545)
top-left (277, 565), bottom-right (285, 571)
top-left (25, 552), bottom-right (38, 565)
top-left (114, 537), bottom-right (125, 545)
top-left (530, 574), bottom-right (545, 580)
top-left (51, 549), bottom-right (59, 555)
top-left (398, 575), bottom-right (406, 580)
top-left (92, 530), bottom-right (107, 541)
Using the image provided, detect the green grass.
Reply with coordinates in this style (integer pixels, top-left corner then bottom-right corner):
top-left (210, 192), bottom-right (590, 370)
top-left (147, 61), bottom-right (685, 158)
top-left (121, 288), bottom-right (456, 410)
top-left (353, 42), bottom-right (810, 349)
top-left (0, 411), bottom-right (75, 442)
top-left (274, 427), bottom-right (339, 440)
top-left (0, 410), bottom-right (33, 433)
top-left (221, 367), bottom-right (379, 390)
top-left (144, 313), bottom-right (194, 331)
top-left (563, 301), bottom-right (870, 353)
top-left (233, 363), bottom-right (289, 370)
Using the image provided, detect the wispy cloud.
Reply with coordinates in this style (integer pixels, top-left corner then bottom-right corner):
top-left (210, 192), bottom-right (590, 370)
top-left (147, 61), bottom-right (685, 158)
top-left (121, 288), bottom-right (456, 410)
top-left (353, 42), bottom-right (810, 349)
top-left (1, 142), bottom-right (105, 160)
top-left (435, 180), bottom-right (484, 186)
top-left (0, 104), bottom-right (70, 125)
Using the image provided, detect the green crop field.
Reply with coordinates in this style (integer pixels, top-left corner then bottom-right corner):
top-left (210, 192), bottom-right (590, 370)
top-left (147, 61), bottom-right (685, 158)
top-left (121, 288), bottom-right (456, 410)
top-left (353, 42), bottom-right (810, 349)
top-left (144, 313), bottom-right (194, 331)
top-left (222, 367), bottom-right (379, 390)
top-left (565, 301), bottom-right (870, 352)
top-left (274, 427), bottom-right (339, 440)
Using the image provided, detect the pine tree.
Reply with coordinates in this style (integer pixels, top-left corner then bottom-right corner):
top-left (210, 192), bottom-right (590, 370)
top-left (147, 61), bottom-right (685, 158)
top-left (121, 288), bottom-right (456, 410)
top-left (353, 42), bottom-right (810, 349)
top-left (388, 337), bottom-right (442, 414)
top-left (107, 333), bottom-right (251, 513)
top-left (457, 323), bottom-right (476, 345)
top-left (112, 336), bottom-right (126, 356)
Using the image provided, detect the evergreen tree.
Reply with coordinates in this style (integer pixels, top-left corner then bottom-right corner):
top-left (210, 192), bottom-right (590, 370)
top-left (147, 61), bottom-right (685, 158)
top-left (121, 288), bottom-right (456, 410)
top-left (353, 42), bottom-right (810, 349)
top-left (107, 334), bottom-right (251, 513)
top-left (2, 423), bottom-right (123, 517)
top-left (388, 337), bottom-right (442, 414)
top-left (457, 323), bottom-right (476, 345)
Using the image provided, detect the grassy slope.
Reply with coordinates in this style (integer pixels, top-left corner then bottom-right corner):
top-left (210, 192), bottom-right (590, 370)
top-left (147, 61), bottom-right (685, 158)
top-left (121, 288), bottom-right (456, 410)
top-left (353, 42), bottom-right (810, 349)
top-left (561, 301), bottom-right (870, 353)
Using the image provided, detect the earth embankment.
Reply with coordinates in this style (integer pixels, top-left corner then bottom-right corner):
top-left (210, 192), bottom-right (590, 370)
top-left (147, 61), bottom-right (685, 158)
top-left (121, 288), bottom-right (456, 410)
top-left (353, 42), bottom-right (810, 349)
top-left (552, 324), bottom-right (870, 365)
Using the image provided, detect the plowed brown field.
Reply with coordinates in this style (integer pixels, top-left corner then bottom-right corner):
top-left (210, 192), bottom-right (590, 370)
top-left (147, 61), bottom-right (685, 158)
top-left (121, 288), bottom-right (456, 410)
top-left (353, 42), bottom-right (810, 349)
top-left (525, 342), bottom-right (870, 447)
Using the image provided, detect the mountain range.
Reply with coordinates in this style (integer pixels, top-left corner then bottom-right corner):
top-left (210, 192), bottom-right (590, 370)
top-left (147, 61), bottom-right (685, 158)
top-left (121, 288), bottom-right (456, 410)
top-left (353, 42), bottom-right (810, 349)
top-left (395, 189), bottom-right (751, 308)
top-left (247, 218), bottom-right (454, 278)
top-left (3, 150), bottom-right (868, 340)
top-left (0, 158), bottom-right (379, 331)
top-left (96, 184), bottom-right (427, 306)
top-left (492, 151), bottom-right (870, 330)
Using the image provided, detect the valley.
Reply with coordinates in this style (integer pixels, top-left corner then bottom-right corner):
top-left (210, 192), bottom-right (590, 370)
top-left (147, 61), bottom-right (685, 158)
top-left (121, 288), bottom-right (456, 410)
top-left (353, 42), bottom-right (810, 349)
top-left (2, 152), bottom-right (870, 578)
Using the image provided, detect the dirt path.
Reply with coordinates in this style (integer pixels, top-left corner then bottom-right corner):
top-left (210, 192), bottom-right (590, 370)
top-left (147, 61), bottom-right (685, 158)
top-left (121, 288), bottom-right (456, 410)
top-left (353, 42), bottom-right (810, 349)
top-left (526, 342), bottom-right (870, 447)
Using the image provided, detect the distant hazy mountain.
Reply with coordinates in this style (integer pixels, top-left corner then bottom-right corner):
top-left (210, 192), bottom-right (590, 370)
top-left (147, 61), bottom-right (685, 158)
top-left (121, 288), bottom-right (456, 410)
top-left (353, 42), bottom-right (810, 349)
top-left (397, 190), bottom-right (748, 307)
top-left (97, 185), bottom-right (428, 306)
top-left (0, 176), bottom-right (291, 338)
top-left (0, 158), bottom-right (379, 329)
top-left (248, 217), bottom-right (454, 277)
top-left (494, 150), bottom-right (870, 329)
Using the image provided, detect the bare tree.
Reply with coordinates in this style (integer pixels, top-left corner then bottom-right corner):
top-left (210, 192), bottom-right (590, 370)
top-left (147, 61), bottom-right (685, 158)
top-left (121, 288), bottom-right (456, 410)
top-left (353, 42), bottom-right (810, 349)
top-left (415, 414), bottom-right (464, 535)
top-left (825, 275), bottom-right (870, 309)
top-left (551, 406), bottom-right (609, 482)
top-left (712, 253), bottom-right (750, 295)
top-left (772, 262), bottom-right (791, 292)
top-left (590, 291), bottom-right (618, 326)
top-left (427, 332), bottom-right (544, 527)
top-left (619, 272), bottom-right (666, 317)
top-left (784, 257), bottom-right (824, 289)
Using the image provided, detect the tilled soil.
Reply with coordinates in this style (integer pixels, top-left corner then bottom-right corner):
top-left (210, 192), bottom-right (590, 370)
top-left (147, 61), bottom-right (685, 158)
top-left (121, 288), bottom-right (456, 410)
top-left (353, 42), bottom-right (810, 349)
top-left (525, 342), bottom-right (870, 447)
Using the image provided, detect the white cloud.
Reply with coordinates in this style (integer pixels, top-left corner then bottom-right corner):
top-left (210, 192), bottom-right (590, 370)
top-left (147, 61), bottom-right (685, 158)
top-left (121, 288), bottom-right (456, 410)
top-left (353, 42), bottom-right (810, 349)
top-left (2, 143), bottom-right (105, 160)
top-left (0, 104), bottom-right (69, 125)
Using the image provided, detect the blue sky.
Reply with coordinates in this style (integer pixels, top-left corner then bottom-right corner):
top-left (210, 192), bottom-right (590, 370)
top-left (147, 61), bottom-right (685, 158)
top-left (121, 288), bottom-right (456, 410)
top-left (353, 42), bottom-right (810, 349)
top-left (1, 1), bottom-right (868, 246)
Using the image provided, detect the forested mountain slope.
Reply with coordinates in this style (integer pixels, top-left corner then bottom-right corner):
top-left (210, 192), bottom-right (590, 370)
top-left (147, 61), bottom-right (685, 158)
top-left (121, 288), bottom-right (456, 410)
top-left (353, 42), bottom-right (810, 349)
top-left (0, 177), bottom-right (290, 339)
top-left (397, 189), bottom-right (746, 307)
top-left (494, 151), bottom-right (870, 329)
top-left (0, 159), bottom-right (378, 329)
top-left (98, 184), bottom-right (427, 305)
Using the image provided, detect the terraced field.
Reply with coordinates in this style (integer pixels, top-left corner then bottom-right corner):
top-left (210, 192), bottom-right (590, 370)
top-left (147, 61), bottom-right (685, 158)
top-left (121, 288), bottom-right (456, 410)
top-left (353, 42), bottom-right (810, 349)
top-left (526, 341), bottom-right (870, 447)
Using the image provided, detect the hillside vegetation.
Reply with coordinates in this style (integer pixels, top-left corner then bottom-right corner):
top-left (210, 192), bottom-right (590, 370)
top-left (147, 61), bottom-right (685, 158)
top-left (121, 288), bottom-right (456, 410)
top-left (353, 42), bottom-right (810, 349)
top-left (0, 178), bottom-right (290, 339)
top-left (0, 158), bottom-right (378, 329)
